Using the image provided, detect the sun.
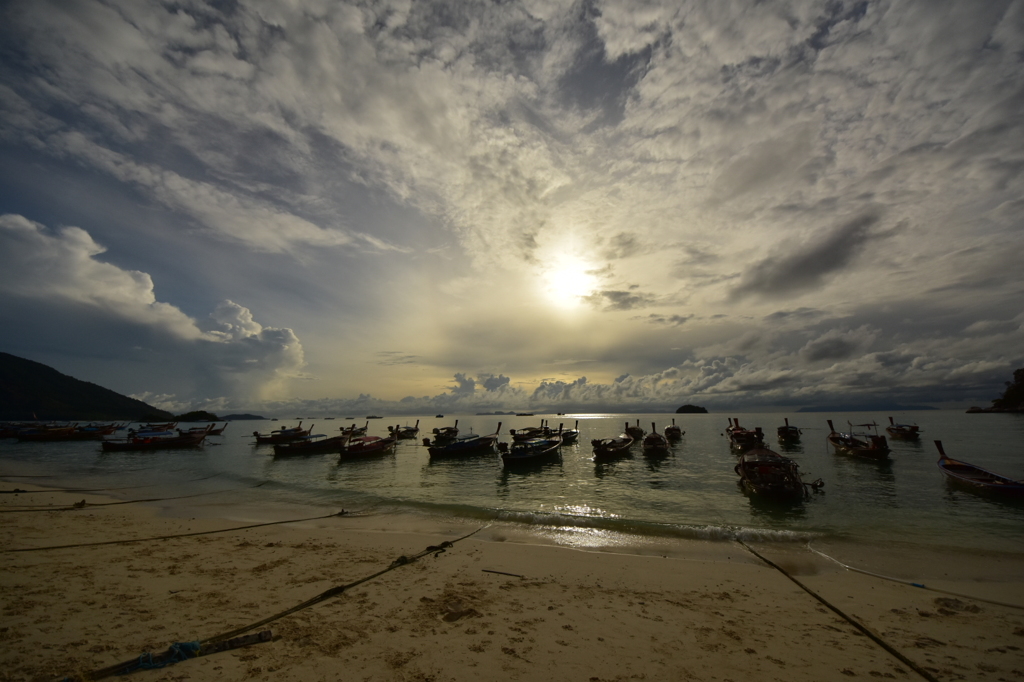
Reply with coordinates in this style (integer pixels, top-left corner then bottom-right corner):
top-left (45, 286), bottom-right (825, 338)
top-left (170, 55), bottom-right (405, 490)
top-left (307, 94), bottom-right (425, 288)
top-left (542, 257), bottom-right (598, 304)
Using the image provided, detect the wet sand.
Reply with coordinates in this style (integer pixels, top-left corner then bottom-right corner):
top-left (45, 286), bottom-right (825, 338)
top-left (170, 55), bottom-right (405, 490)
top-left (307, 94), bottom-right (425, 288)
top-left (2, 482), bottom-right (1023, 682)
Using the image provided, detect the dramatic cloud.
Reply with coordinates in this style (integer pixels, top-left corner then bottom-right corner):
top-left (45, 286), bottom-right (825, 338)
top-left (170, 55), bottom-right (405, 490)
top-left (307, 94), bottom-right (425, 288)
top-left (1, 0), bottom-right (1022, 413)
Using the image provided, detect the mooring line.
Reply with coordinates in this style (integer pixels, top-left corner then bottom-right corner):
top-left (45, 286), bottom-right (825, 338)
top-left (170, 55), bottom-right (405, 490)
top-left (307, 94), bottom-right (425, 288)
top-left (735, 538), bottom-right (940, 682)
top-left (4, 510), bottom-right (355, 553)
top-left (62, 522), bottom-right (491, 681)
top-left (0, 474), bottom-right (223, 499)
top-left (806, 542), bottom-right (1024, 610)
top-left (0, 482), bottom-right (267, 514)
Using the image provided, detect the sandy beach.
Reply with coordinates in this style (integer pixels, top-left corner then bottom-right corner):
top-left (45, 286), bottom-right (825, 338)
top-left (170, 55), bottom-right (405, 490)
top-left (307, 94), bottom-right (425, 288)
top-left (2, 482), bottom-right (1023, 682)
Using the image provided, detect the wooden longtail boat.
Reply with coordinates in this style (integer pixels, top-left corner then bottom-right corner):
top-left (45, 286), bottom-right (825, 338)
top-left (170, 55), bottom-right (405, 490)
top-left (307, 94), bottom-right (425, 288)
top-left (560, 420), bottom-right (580, 444)
top-left (664, 418), bottom-right (684, 441)
top-left (341, 433), bottom-right (398, 460)
top-left (101, 425), bottom-right (212, 452)
top-left (642, 422), bottom-right (670, 454)
top-left (777, 418), bottom-right (801, 443)
top-left (430, 420), bottom-right (459, 444)
top-left (428, 423), bottom-right (501, 458)
top-left (500, 429), bottom-right (562, 465)
top-left (734, 447), bottom-right (814, 500)
top-left (886, 417), bottom-right (921, 440)
top-left (935, 440), bottom-right (1024, 495)
top-left (389, 420), bottom-right (420, 439)
top-left (253, 422), bottom-right (310, 445)
top-left (726, 418), bottom-right (763, 451)
top-left (826, 420), bottom-right (890, 460)
top-left (509, 420), bottom-right (550, 442)
top-left (591, 424), bottom-right (634, 460)
top-left (273, 433), bottom-right (349, 456)
top-left (625, 419), bottom-right (645, 441)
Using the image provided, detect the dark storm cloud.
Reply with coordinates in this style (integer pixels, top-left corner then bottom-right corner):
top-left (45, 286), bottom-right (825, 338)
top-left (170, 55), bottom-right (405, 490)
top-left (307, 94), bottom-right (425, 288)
top-left (729, 213), bottom-right (882, 300)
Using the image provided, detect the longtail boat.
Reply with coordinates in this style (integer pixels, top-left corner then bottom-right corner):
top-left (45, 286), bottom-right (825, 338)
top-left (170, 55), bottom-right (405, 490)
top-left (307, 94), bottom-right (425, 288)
top-left (886, 417), bottom-right (921, 440)
top-left (560, 420), bottom-right (580, 445)
top-left (428, 423), bottom-right (501, 458)
top-left (777, 418), bottom-right (801, 444)
top-left (642, 422), bottom-right (670, 455)
top-left (101, 425), bottom-right (212, 452)
top-left (826, 420), bottom-right (890, 460)
top-left (500, 429), bottom-right (562, 465)
top-left (664, 419), bottom-right (684, 441)
top-left (253, 422), bottom-right (310, 445)
top-left (389, 420), bottom-right (420, 439)
top-left (273, 432), bottom-right (349, 456)
top-left (591, 423), bottom-right (634, 460)
top-left (935, 440), bottom-right (1024, 494)
top-left (734, 447), bottom-right (815, 500)
top-left (726, 418), bottom-right (763, 451)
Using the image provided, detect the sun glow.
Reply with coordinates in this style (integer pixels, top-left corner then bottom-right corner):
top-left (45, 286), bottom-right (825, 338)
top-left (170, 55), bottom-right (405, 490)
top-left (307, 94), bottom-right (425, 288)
top-left (542, 257), bottom-right (599, 305)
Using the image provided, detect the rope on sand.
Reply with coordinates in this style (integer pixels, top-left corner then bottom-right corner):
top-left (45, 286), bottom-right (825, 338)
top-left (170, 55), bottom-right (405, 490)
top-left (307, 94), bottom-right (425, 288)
top-left (806, 542), bottom-right (1024, 611)
top-left (0, 482), bottom-right (267, 514)
top-left (736, 538), bottom-right (940, 682)
top-left (3, 511), bottom-right (353, 553)
top-left (61, 523), bottom-right (490, 681)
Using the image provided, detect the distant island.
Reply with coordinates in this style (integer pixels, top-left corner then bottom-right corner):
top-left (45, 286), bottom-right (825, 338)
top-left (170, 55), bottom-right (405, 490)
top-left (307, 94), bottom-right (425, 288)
top-left (967, 367), bottom-right (1024, 413)
top-left (222, 413), bottom-right (267, 421)
top-left (676, 404), bottom-right (708, 414)
top-left (0, 352), bottom-right (172, 421)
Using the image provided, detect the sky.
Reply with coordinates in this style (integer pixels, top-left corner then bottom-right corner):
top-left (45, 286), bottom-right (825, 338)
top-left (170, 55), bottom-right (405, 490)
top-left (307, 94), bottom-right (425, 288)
top-left (1, 0), bottom-right (1023, 417)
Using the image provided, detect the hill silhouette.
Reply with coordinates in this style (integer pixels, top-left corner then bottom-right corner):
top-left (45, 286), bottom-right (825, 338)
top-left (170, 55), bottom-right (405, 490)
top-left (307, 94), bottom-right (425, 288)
top-left (0, 352), bottom-right (173, 421)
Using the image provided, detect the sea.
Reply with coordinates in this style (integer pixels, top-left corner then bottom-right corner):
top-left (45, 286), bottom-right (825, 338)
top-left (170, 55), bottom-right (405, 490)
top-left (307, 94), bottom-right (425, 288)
top-left (3, 411), bottom-right (1023, 558)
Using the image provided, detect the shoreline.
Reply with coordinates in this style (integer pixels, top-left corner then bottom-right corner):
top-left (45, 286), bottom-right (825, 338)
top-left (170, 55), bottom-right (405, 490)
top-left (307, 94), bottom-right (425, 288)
top-left (3, 480), bottom-right (1024, 681)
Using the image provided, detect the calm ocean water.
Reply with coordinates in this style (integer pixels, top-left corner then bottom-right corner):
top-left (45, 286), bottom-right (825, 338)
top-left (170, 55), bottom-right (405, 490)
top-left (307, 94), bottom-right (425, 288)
top-left (3, 411), bottom-right (1023, 554)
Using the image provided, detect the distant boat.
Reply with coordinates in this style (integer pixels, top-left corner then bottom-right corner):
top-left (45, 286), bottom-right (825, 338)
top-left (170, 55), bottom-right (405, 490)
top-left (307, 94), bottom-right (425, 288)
top-left (366, 415), bottom-right (383, 419)
top-left (777, 418), bottom-right (801, 444)
top-left (435, 414), bottom-right (444, 418)
top-left (826, 420), bottom-right (890, 460)
top-left (886, 417), bottom-right (922, 440)
top-left (516, 413), bottom-right (534, 416)
top-left (935, 440), bottom-right (1024, 494)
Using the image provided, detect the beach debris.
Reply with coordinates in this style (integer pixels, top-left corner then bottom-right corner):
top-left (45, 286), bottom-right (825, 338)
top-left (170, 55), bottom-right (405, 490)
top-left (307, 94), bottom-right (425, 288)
top-left (481, 569), bottom-right (524, 578)
top-left (441, 599), bottom-right (481, 622)
top-left (73, 499), bottom-right (87, 508)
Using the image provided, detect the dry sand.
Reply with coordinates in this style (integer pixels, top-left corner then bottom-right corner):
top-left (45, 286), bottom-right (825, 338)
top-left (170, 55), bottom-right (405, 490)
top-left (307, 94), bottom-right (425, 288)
top-left (2, 482), bottom-right (1023, 682)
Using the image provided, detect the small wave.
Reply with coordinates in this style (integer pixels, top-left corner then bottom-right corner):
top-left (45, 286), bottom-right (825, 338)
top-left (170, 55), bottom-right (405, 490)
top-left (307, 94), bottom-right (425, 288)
top-left (363, 498), bottom-right (823, 544)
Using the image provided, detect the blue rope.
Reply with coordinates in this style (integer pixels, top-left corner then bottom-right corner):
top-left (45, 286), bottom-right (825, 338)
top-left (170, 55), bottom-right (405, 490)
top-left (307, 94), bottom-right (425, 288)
top-left (135, 641), bottom-right (202, 670)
